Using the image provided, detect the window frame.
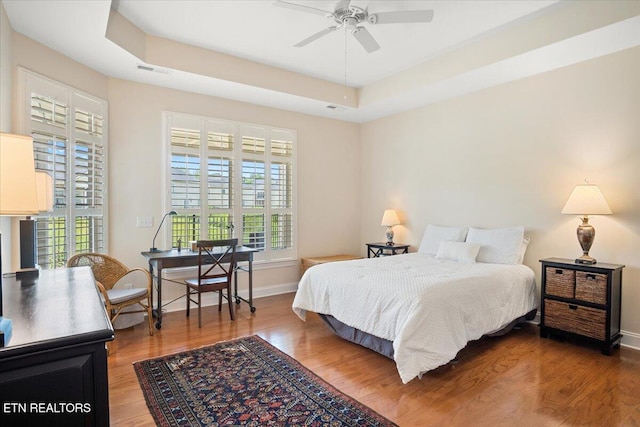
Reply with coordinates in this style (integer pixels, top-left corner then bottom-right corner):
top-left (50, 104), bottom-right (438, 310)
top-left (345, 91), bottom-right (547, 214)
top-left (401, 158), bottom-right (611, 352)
top-left (18, 68), bottom-right (108, 268)
top-left (163, 112), bottom-right (297, 266)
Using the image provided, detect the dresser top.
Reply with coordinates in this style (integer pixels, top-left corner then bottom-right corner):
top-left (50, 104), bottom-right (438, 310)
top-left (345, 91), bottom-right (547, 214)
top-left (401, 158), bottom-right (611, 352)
top-left (1, 267), bottom-right (114, 357)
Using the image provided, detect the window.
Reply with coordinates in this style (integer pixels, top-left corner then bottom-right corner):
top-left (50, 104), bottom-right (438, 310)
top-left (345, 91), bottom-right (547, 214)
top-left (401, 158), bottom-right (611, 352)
top-left (165, 113), bottom-right (296, 262)
top-left (20, 69), bottom-right (108, 269)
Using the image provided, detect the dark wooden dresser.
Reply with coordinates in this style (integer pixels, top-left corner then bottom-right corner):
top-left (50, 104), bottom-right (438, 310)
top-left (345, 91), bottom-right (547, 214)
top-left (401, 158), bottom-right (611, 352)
top-left (0, 267), bottom-right (114, 426)
top-left (539, 258), bottom-right (624, 355)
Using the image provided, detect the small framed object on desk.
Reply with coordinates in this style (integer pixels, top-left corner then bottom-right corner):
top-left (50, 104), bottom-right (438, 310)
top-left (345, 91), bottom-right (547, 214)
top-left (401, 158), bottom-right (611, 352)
top-left (367, 242), bottom-right (410, 258)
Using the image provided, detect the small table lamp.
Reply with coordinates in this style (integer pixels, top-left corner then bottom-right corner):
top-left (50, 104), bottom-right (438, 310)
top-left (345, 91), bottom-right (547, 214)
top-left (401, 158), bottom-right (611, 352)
top-left (561, 182), bottom-right (612, 265)
top-left (0, 132), bottom-right (42, 342)
top-left (381, 209), bottom-right (400, 246)
top-left (0, 133), bottom-right (46, 277)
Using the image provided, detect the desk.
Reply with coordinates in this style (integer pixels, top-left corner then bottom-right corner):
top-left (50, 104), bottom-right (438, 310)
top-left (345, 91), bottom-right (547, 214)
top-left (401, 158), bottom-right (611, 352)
top-left (0, 267), bottom-right (113, 426)
top-left (141, 246), bottom-right (257, 329)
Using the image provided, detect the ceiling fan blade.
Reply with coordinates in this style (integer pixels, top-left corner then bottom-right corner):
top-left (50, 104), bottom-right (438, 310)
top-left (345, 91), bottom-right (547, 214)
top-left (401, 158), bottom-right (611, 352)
top-left (273, 0), bottom-right (334, 17)
top-left (294, 26), bottom-right (338, 47)
top-left (335, 0), bottom-right (352, 11)
top-left (368, 10), bottom-right (434, 25)
top-left (351, 27), bottom-right (380, 53)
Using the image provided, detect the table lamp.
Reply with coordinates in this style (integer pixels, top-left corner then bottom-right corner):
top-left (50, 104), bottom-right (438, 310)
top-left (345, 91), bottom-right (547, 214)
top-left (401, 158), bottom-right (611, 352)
top-left (381, 209), bottom-right (400, 246)
top-left (150, 211), bottom-right (177, 252)
top-left (0, 133), bottom-right (44, 277)
top-left (0, 132), bottom-right (42, 345)
top-left (561, 182), bottom-right (612, 265)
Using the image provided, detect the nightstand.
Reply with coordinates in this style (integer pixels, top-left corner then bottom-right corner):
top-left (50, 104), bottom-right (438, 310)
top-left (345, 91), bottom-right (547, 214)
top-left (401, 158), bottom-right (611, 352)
top-left (366, 243), bottom-right (409, 258)
top-left (539, 258), bottom-right (624, 355)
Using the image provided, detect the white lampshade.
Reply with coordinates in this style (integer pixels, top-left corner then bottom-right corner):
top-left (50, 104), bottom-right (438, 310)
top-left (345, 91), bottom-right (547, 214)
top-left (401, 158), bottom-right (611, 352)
top-left (0, 133), bottom-right (39, 216)
top-left (35, 171), bottom-right (54, 212)
top-left (380, 209), bottom-right (400, 227)
top-left (561, 184), bottom-right (612, 216)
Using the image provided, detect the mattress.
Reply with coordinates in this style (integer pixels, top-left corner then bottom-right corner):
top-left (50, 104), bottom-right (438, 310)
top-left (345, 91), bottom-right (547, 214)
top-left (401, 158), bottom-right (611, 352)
top-left (292, 253), bottom-right (538, 383)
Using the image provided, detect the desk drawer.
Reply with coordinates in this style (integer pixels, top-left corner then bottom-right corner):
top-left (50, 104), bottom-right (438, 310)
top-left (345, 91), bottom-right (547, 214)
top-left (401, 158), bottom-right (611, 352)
top-left (545, 299), bottom-right (606, 340)
top-left (545, 267), bottom-right (575, 299)
top-left (575, 271), bottom-right (607, 305)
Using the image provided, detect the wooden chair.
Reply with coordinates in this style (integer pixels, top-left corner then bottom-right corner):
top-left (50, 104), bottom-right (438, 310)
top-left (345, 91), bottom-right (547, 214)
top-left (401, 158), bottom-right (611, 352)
top-left (67, 253), bottom-right (154, 336)
top-left (185, 239), bottom-right (237, 327)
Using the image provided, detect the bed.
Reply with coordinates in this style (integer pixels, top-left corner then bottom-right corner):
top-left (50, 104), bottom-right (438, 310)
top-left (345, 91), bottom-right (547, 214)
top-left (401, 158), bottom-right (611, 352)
top-left (292, 225), bottom-right (539, 384)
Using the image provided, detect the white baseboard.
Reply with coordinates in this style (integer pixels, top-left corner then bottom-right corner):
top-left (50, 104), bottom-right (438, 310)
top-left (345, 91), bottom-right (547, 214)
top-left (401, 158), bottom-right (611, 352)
top-left (159, 282), bottom-right (298, 313)
top-left (620, 330), bottom-right (640, 351)
top-left (528, 310), bottom-right (640, 352)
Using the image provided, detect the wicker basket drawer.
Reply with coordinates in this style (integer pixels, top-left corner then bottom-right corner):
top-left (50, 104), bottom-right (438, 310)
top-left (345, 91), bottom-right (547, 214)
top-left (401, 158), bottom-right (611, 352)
top-left (544, 299), bottom-right (606, 340)
top-left (575, 271), bottom-right (607, 305)
top-left (545, 267), bottom-right (575, 299)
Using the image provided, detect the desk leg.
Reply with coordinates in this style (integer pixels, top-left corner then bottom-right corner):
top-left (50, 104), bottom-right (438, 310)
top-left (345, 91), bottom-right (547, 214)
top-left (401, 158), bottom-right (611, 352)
top-left (148, 261), bottom-right (155, 318)
top-left (232, 257), bottom-right (256, 313)
top-left (155, 265), bottom-right (163, 329)
top-left (248, 257), bottom-right (255, 313)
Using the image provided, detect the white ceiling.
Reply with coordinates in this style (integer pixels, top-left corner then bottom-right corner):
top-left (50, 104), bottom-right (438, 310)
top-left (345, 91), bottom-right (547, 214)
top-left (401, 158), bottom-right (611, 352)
top-left (3, 0), bottom-right (639, 122)
top-left (112, 0), bottom-right (558, 87)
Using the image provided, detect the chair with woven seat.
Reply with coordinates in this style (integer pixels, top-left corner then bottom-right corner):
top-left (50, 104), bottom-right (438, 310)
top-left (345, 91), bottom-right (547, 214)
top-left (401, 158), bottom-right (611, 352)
top-left (67, 253), bottom-right (154, 336)
top-left (185, 239), bottom-right (237, 327)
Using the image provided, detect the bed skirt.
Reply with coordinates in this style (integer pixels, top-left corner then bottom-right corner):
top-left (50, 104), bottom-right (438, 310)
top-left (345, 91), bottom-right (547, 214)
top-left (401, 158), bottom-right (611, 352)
top-left (319, 308), bottom-right (537, 361)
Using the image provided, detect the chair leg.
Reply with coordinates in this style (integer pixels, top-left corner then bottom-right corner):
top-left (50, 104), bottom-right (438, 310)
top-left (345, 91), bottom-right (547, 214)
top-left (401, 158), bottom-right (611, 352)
top-left (228, 285), bottom-right (235, 321)
top-left (197, 290), bottom-right (202, 328)
top-left (218, 290), bottom-right (222, 312)
top-left (146, 300), bottom-right (154, 336)
top-left (186, 287), bottom-right (190, 317)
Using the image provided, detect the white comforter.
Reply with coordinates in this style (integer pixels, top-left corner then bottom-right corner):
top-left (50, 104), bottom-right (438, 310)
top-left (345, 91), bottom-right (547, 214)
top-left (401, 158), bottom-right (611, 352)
top-left (292, 253), bottom-right (538, 383)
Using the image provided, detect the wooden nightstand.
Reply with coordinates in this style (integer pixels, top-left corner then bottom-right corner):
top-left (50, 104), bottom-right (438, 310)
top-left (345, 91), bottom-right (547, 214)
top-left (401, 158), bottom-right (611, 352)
top-left (539, 258), bottom-right (624, 355)
top-left (366, 243), bottom-right (409, 258)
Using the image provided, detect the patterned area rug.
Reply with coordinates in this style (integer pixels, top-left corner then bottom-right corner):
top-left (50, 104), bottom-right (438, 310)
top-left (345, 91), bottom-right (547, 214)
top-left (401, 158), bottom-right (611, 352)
top-left (134, 335), bottom-right (397, 426)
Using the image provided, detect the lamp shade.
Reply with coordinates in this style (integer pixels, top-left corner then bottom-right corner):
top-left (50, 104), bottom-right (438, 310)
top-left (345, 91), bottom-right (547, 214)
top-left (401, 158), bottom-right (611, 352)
top-left (35, 171), bottom-right (54, 212)
top-left (0, 133), bottom-right (39, 216)
top-left (561, 184), bottom-right (612, 215)
top-left (380, 209), bottom-right (400, 227)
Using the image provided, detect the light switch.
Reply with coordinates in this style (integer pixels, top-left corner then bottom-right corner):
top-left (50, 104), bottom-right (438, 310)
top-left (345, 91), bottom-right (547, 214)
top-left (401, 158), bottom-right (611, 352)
top-left (137, 216), bottom-right (153, 227)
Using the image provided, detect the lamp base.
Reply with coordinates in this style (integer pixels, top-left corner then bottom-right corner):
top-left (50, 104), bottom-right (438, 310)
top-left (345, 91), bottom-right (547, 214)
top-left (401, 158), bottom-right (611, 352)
top-left (385, 226), bottom-right (395, 246)
top-left (149, 247), bottom-right (161, 253)
top-left (16, 267), bottom-right (39, 278)
top-left (575, 255), bottom-right (597, 265)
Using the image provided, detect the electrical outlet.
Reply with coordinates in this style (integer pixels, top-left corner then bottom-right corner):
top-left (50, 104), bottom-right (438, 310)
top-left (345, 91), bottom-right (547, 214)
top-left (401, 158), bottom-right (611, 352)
top-left (137, 216), bottom-right (153, 227)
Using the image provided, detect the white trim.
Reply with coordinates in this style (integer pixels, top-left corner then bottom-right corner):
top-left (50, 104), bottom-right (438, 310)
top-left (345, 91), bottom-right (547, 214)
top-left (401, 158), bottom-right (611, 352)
top-left (621, 330), bottom-right (640, 352)
top-left (160, 281), bottom-right (298, 313)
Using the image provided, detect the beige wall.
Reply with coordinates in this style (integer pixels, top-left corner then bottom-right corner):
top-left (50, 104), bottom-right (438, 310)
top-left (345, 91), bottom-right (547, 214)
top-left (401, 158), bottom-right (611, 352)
top-left (107, 78), bottom-right (361, 304)
top-left (4, 30), bottom-right (361, 304)
top-left (360, 47), bottom-right (640, 342)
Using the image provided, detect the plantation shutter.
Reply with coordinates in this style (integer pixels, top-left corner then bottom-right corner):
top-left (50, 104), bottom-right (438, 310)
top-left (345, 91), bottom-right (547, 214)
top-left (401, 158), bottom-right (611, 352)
top-left (166, 112), bottom-right (296, 263)
top-left (22, 69), bottom-right (108, 268)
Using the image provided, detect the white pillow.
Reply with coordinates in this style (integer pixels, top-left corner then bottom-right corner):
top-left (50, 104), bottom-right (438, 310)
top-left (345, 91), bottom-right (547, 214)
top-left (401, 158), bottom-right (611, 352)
top-left (418, 224), bottom-right (468, 256)
top-left (517, 235), bottom-right (531, 264)
top-left (465, 226), bottom-right (525, 265)
top-left (436, 241), bottom-right (481, 263)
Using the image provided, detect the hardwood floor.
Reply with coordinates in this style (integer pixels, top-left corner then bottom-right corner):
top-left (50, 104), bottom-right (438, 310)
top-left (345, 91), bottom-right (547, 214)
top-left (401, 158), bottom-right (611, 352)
top-left (108, 293), bottom-right (640, 426)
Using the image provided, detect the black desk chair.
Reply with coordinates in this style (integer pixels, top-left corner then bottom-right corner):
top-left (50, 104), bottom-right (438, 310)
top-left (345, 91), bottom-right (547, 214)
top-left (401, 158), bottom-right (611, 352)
top-left (185, 239), bottom-right (237, 327)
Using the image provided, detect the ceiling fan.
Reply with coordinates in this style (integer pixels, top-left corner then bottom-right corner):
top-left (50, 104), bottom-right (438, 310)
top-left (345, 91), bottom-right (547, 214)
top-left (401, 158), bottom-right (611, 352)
top-left (273, 0), bottom-right (434, 53)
